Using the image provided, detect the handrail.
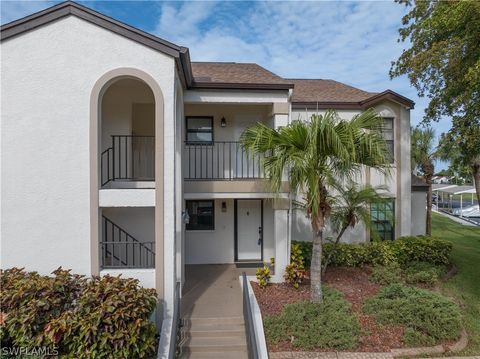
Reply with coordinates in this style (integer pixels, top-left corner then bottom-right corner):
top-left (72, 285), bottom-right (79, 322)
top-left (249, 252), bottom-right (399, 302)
top-left (168, 282), bottom-right (182, 359)
top-left (101, 215), bottom-right (155, 268)
top-left (242, 272), bottom-right (259, 359)
top-left (184, 141), bottom-right (266, 180)
top-left (103, 216), bottom-right (155, 255)
top-left (100, 135), bottom-right (155, 186)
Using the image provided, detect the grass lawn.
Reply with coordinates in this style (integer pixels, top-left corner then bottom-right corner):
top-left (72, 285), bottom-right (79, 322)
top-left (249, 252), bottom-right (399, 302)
top-left (432, 212), bottom-right (480, 355)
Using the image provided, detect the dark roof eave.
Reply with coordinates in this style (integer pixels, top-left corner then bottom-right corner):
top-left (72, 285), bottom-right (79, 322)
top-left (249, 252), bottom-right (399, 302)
top-left (292, 90), bottom-right (415, 110)
top-left (190, 81), bottom-right (294, 91)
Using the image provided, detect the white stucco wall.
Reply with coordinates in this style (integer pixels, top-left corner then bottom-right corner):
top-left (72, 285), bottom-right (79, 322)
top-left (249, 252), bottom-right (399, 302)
top-left (101, 78), bottom-right (155, 151)
top-left (411, 191), bottom-right (427, 236)
top-left (0, 15), bottom-right (176, 276)
top-left (102, 207), bottom-right (154, 243)
top-left (100, 269), bottom-right (155, 289)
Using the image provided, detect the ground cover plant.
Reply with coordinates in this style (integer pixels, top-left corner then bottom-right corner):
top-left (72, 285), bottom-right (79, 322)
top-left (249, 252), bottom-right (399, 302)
top-left (264, 287), bottom-right (360, 350)
top-left (0, 268), bottom-right (158, 358)
top-left (363, 283), bottom-right (462, 347)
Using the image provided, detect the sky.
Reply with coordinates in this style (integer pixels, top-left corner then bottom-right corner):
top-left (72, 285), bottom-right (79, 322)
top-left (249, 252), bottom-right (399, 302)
top-left (1, 0), bottom-right (451, 170)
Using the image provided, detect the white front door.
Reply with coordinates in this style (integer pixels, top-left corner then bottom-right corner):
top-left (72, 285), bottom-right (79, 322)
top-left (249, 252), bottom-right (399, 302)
top-left (236, 199), bottom-right (262, 261)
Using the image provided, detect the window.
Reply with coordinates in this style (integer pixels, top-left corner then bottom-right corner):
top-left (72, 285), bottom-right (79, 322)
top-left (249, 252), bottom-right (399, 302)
top-left (186, 116), bottom-right (213, 144)
top-left (371, 199), bottom-right (395, 240)
top-left (381, 117), bottom-right (394, 163)
top-left (186, 200), bottom-right (215, 230)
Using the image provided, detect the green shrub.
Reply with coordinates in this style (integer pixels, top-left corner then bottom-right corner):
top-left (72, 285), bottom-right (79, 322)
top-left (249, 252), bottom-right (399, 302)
top-left (292, 241), bottom-right (312, 267)
top-left (403, 327), bottom-right (436, 346)
top-left (256, 262), bottom-right (272, 289)
top-left (370, 263), bottom-right (402, 285)
top-left (0, 267), bottom-right (85, 348)
top-left (404, 261), bottom-right (445, 286)
top-left (363, 283), bottom-right (461, 345)
top-left (292, 235), bottom-right (452, 268)
top-left (264, 288), bottom-right (360, 350)
top-left (284, 243), bottom-right (306, 289)
top-left (392, 236), bottom-right (452, 265)
top-left (45, 275), bottom-right (157, 358)
top-left (0, 268), bottom-right (158, 359)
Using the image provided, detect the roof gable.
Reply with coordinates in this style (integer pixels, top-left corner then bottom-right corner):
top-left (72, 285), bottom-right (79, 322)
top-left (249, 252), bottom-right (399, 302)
top-left (0, 1), bottom-right (193, 87)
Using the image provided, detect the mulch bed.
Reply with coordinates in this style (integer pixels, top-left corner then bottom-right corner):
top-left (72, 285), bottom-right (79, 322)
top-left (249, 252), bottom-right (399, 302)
top-left (251, 266), bottom-right (405, 352)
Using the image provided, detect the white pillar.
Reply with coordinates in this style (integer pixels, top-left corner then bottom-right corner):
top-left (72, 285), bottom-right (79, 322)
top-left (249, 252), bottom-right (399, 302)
top-left (398, 106), bottom-right (411, 236)
top-left (271, 105), bottom-right (291, 283)
top-left (272, 208), bottom-right (289, 283)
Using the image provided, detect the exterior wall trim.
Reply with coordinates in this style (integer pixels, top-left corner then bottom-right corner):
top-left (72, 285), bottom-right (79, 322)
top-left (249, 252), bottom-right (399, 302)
top-left (90, 68), bottom-right (164, 302)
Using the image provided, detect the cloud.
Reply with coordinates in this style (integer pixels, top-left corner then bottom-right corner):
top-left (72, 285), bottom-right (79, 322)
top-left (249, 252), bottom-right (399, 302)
top-left (0, 1), bottom-right (54, 25)
top-left (153, 1), bottom-right (452, 169)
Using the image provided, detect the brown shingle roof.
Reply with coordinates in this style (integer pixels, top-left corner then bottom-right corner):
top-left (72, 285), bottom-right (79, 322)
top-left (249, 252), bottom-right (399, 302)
top-left (288, 79), bottom-right (377, 103)
top-left (191, 62), bottom-right (293, 89)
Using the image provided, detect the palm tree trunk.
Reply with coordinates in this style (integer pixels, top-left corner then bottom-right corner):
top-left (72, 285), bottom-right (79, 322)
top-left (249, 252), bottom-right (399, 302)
top-left (424, 161), bottom-right (434, 236)
top-left (321, 225), bottom-right (348, 275)
top-left (473, 160), bottom-right (480, 206)
top-left (310, 228), bottom-right (323, 303)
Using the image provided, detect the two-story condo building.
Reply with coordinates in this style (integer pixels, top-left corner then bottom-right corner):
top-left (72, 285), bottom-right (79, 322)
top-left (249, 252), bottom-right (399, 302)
top-left (1, 1), bottom-right (428, 356)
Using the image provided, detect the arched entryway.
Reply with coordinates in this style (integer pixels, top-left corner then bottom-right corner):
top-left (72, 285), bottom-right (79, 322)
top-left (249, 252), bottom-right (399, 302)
top-left (89, 68), bottom-right (164, 303)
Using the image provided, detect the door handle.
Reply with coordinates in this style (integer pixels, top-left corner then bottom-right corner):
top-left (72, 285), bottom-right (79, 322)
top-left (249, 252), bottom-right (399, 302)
top-left (258, 227), bottom-right (263, 245)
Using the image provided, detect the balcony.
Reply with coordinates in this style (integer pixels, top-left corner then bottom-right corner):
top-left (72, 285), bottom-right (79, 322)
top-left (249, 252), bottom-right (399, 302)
top-left (101, 135), bottom-right (154, 186)
top-left (183, 141), bottom-right (266, 180)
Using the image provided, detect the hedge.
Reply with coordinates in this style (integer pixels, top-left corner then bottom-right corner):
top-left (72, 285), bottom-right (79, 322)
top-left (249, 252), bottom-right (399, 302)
top-left (293, 235), bottom-right (452, 268)
top-left (0, 268), bottom-right (157, 358)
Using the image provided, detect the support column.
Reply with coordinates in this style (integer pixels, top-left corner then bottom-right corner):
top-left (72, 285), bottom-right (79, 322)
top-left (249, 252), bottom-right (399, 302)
top-left (271, 103), bottom-right (291, 283)
top-left (272, 207), bottom-right (289, 282)
top-left (398, 106), bottom-right (412, 237)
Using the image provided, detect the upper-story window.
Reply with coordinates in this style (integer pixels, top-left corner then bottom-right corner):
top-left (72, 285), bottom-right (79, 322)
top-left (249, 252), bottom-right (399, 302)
top-left (186, 116), bottom-right (213, 144)
top-left (381, 117), bottom-right (394, 163)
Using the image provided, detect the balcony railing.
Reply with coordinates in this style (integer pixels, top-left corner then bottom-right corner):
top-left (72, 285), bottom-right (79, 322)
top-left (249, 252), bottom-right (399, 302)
top-left (101, 135), bottom-right (154, 186)
top-left (101, 216), bottom-right (155, 269)
top-left (183, 141), bottom-right (266, 180)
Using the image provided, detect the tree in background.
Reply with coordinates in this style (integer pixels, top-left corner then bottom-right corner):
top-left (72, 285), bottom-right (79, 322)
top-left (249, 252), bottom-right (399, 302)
top-left (411, 127), bottom-right (437, 235)
top-left (240, 109), bottom-right (390, 302)
top-left (390, 0), bottom-right (480, 205)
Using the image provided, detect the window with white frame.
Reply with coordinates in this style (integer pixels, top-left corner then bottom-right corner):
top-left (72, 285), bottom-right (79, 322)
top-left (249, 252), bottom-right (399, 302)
top-left (381, 117), bottom-right (394, 163)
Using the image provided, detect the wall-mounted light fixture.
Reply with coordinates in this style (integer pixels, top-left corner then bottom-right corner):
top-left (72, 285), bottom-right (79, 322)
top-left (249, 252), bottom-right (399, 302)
top-left (220, 116), bottom-right (227, 127)
top-left (221, 201), bottom-right (227, 212)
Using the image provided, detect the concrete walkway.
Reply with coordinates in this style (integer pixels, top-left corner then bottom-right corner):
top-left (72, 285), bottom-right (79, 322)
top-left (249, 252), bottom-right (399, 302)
top-left (179, 264), bottom-right (256, 359)
top-left (181, 264), bottom-right (249, 318)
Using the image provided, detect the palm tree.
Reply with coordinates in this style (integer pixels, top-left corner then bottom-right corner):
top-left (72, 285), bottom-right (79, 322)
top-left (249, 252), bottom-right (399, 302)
top-left (240, 109), bottom-right (391, 302)
top-left (411, 127), bottom-right (437, 235)
top-left (323, 184), bottom-right (388, 274)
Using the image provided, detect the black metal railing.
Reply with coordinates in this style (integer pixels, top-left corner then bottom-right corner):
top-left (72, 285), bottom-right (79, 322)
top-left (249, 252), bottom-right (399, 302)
top-left (184, 141), bottom-right (266, 180)
top-left (100, 216), bottom-right (155, 268)
top-left (169, 282), bottom-right (182, 359)
top-left (242, 273), bottom-right (259, 359)
top-left (101, 135), bottom-right (155, 186)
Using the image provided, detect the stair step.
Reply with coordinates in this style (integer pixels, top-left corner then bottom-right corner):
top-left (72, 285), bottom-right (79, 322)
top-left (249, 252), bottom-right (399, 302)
top-left (184, 322), bottom-right (245, 332)
top-left (180, 350), bottom-right (248, 359)
top-left (187, 329), bottom-right (246, 338)
top-left (184, 336), bottom-right (247, 352)
top-left (183, 316), bottom-right (244, 325)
